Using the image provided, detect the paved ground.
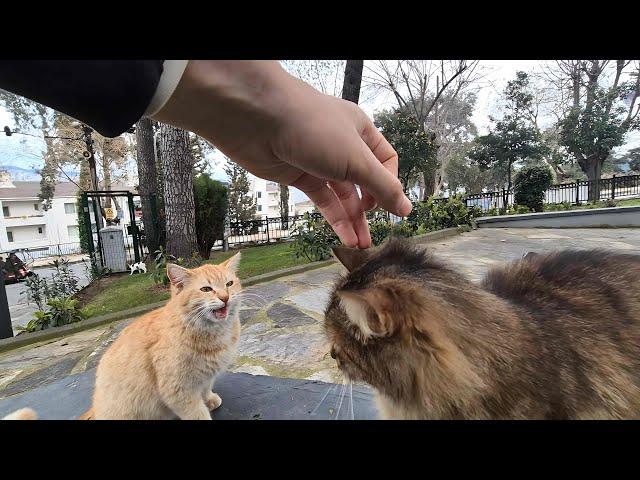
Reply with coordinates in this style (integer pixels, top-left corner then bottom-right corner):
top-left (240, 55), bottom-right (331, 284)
top-left (6, 262), bottom-right (89, 328)
top-left (1, 227), bottom-right (638, 418)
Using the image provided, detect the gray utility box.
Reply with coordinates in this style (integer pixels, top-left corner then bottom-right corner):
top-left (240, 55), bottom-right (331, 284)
top-left (99, 226), bottom-right (127, 273)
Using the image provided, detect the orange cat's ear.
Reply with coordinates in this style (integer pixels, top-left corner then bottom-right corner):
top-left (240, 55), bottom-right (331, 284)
top-left (220, 252), bottom-right (241, 273)
top-left (337, 286), bottom-right (399, 339)
top-left (166, 263), bottom-right (191, 289)
top-left (332, 246), bottom-right (371, 272)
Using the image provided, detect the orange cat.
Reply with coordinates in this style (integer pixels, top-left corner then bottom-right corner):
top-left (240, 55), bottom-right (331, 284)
top-left (79, 254), bottom-right (243, 420)
top-left (2, 254), bottom-right (243, 421)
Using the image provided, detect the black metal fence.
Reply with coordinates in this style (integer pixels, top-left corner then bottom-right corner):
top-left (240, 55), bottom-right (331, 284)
top-left (462, 174), bottom-right (640, 213)
top-left (213, 213), bottom-right (323, 249)
top-left (1, 243), bottom-right (85, 265)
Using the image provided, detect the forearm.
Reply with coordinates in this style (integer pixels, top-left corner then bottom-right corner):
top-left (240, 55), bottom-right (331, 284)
top-left (0, 60), bottom-right (166, 137)
top-left (151, 60), bottom-right (307, 156)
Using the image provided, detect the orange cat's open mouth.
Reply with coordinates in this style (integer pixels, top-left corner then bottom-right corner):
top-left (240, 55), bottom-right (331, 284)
top-left (214, 306), bottom-right (228, 319)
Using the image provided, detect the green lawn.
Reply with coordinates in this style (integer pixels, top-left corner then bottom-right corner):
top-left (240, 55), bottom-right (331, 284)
top-left (537, 197), bottom-right (640, 214)
top-left (80, 241), bottom-right (311, 318)
top-left (570, 198), bottom-right (640, 210)
top-left (205, 241), bottom-right (310, 278)
top-left (617, 198), bottom-right (640, 207)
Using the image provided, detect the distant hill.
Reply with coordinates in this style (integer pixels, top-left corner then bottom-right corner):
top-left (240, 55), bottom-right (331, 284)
top-left (0, 165), bottom-right (40, 181)
top-left (0, 164), bottom-right (81, 182)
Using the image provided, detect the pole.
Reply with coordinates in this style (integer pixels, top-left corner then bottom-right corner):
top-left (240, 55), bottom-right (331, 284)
top-left (82, 125), bottom-right (99, 191)
top-left (0, 272), bottom-right (13, 339)
top-left (127, 192), bottom-right (141, 263)
top-left (611, 174), bottom-right (616, 200)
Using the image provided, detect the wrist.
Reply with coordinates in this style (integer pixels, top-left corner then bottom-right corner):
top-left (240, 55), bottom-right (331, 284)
top-left (151, 60), bottom-right (302, 153)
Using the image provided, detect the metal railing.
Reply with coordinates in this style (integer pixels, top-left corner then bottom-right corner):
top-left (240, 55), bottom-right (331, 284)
top-left (1, 243), bottom-right (86, 264)
top-left (460, 174), bottom-right (640, 212)
top-left (213, 213), bottom-right (323, 249)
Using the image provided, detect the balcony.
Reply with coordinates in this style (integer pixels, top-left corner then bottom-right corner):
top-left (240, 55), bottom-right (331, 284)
top-left (2, 214), bottom-right (46, 227)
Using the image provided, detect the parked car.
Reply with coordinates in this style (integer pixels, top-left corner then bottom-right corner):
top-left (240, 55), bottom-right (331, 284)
top-left (1, 252), bottom-right (36, 284)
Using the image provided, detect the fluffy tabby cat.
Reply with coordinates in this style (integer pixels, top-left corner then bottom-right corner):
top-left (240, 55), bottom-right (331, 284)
top-left (3, 254), bottom-right (242, 421)
top-left (325, 239), bottom-right (640, 420)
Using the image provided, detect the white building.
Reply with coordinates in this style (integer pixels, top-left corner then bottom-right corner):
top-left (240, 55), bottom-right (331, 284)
top-left (293, 200), bottom-right (315, 216)
top-left (0, 171), bottom-right (81, 254)
top-left (249, 177), bottom-right (295, 218)
top-left (0, 171), bottom-right (136, 257)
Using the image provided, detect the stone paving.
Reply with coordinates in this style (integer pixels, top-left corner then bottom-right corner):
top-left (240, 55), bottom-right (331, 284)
top-left (1, 227), bottom-right (639, 401)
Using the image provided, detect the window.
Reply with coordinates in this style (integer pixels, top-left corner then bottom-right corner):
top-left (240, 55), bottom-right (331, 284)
top-left (7, 231), bottom-right (13, 242)
top-left (2, 206), bottom-right (9, 217)
top-left (257, 205), bottom-right (262, 212)
top-left (257, 191), bottom-right (262, 199)
top-left (37, 227), bottom-right (43, 234)
top-left (34, 203), bottom-right (39, 211)
top-left (67, 225), bottom-right (79, 239)
top-left (64, 203), bottom-right (76, 214)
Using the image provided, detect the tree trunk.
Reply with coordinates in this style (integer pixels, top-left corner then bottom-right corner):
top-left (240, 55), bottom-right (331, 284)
top-left (101, 139), bottom-right (112, 208)
top-left (342, 60), bottom-right (364, 104)
top-left (421, 170), bottom-right (436, 200)
top-left (505, 162), bottom-right (513, 211)
top-left (583, 156), bottom-right (604, 203)
top-left (154, 126), bottom-right (167, 248)
top-left (135, 118), bottom-right (160, 255)
top-left (158, 124), bottom-right (197, 259)
top-left (279, 183), bottom-right (289, 229)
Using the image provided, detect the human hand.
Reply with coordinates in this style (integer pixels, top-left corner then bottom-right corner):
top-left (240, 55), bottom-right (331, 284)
top-left (152, 60), bottom-right (412, 248)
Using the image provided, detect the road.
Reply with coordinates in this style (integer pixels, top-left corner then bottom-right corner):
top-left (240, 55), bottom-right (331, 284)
top-left (5, 262), bottom-right (90, 328)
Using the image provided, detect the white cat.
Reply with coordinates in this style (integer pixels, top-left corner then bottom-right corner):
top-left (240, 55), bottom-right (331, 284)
top-left (129, 262), bottom-right (147, 275)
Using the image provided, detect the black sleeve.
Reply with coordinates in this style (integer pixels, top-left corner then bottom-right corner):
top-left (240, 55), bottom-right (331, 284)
top-left (0, 60), bottom-right (165, 137)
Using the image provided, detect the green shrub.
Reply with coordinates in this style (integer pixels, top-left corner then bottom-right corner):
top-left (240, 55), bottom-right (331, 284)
top-left (369, 221), bottom-right (414, 246)
top-left (514, 166), bottom-right (553, 212)
top-left (507, 205), bottom-right (532, 215)
top-left (19, 297), bottom-right (85, 333)
top-left (152, 246), bottom-right (202, 286)
top-left (544, 201), bottom-right (573, 212)
top-left (290, 213), bottom-right (339, 262)
top-left (408, 195), bottom-right (477, 231)
top-left (22, 257), bottom-right (81, 310)
top-left (194, 174), bottom-right (228, 259)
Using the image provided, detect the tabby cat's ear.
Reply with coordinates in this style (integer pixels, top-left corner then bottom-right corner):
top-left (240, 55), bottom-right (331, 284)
top-left (332, 246), bottom-right (371, 272)
top-left (337, 286), bottom-right (399, 339)
top-left (166, 263), bottom-right (191, 289)
top-left (220, 252), bottom-right (241, 273)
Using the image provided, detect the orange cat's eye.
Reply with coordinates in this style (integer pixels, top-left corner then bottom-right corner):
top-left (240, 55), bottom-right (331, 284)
top-left (226, 281), bottom-right (234, 287)
top-left (200, 286), bottom-right (213, 292)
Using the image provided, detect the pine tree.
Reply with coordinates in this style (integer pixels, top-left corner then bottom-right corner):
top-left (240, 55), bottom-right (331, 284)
top-left (224, 161), bottom-right (256, 222)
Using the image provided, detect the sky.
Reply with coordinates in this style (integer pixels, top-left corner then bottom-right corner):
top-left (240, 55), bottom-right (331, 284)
top-left (1, 60), bottom-right (638, 198)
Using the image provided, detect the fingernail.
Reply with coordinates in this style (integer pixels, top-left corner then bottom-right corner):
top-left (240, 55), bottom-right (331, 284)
top-left (399, 197), bottom-right (412, 216)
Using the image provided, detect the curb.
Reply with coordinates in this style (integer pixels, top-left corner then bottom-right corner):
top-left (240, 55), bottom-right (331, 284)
top-left (0, 227), bottom-right (467, 354)
top-left (408, 226), bottom-right (466, 245)
top-left (241, 259), bottom-right (336, 287)
top-left (0, 301), bottom-right (168, 355)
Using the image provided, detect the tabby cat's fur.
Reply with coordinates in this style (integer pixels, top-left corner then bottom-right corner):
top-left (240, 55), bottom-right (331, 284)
top-left (325, 239), bottom-right (640, 419)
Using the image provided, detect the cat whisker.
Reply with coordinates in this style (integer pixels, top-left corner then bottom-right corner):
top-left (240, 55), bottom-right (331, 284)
top-left (335, 380), bottom-right (347, 420)
top-left (310, 383), bottom-right (338, 416)
top-left (348, 382), bottom-right (354, 420)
